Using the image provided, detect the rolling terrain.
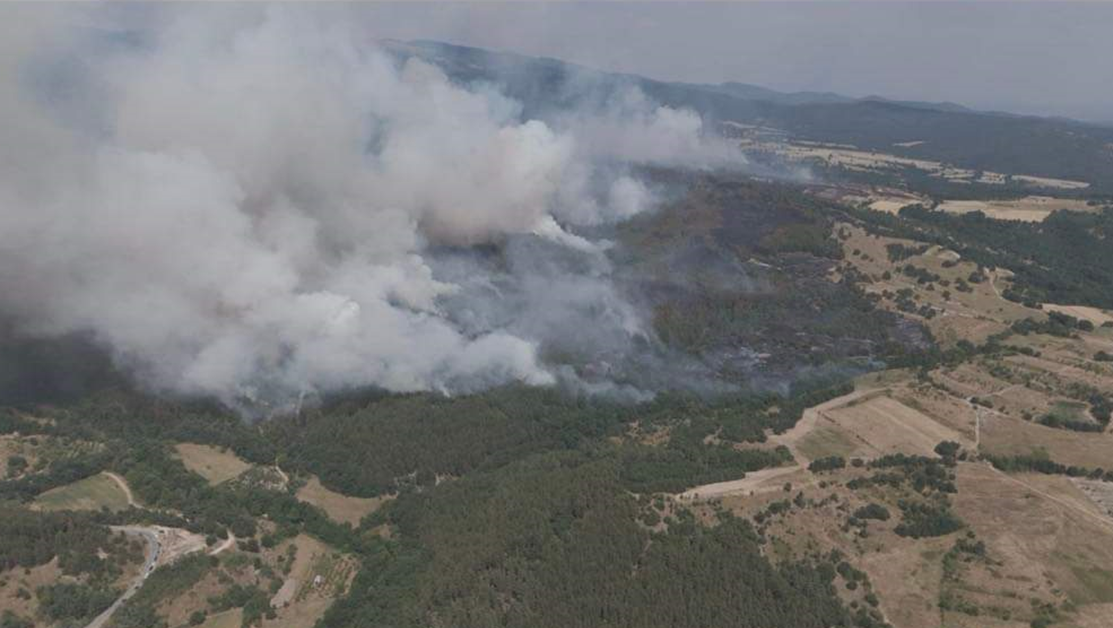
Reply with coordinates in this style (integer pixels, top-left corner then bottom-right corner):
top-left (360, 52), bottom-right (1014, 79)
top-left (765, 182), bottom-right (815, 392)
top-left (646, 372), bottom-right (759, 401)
top-left (4, 42), bottom-right (1113, 628)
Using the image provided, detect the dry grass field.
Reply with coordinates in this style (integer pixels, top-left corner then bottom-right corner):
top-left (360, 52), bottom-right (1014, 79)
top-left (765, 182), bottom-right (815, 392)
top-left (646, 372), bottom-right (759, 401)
top-left (978, 412), bottom-right (1113, 469)
top-left (836, 224), bottom-right (1036, 345)
top-left (295, 476), bottom-right (390, 526)
top-left (823, 395), bottom-right (969, 457)
top-left (174, 442), bottom-right (252, 484)
top-left (955, 466), bottom-right (1113, 609)
top-left (709, 466), bottom-right (953, 628)
top-left (936, 196), bottom-right (1094, 222)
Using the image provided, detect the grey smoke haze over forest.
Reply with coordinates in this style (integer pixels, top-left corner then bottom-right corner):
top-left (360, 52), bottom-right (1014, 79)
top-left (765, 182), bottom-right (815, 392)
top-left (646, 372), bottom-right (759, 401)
top-left (345, 1), bottom-right (1113, 125)
top-left (0, 5), bottom-right (740, 410)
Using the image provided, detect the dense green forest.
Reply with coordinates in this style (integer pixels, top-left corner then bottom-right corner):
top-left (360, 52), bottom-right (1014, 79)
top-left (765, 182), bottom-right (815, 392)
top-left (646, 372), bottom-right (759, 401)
top-left (323, 451), bottom-right (885, 628)
top-left (1, 376), bottom-right (882, 628)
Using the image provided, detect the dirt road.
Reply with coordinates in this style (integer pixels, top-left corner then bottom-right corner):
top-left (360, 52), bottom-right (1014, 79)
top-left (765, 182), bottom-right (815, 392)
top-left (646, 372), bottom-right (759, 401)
top-left (104, 471), bottom-right (137, 508)
top-left (678, 387), bottom-right (883, 501)
top-left (209, 531), bottom-right (236, 556)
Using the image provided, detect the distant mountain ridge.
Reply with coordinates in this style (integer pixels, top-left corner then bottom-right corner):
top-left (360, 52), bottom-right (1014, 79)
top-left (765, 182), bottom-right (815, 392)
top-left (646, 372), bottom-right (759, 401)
top-left (384, 39), bottom-right (1113, 193)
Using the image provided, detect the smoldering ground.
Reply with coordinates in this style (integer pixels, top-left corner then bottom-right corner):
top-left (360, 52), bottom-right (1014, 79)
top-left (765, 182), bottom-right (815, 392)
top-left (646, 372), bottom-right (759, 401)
top-left (0, 5), bottom-right (744, 413)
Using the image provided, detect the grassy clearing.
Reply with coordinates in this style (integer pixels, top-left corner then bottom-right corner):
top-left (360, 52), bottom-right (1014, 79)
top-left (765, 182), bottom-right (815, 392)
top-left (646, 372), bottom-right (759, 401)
top-left (1066, 561), bottom-right (1113, 605)
top-left (1048, 400), bottom-right (1089, 422)
top-left (33, 471), bottom-right (131, 512)
top-left (295, 476), bottom-right (388, 526)
top-left (173, 443), bottom-right (252, 485)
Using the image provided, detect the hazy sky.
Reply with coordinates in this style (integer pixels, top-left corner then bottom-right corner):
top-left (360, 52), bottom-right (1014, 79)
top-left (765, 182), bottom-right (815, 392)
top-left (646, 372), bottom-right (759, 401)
top-left (338, 1), bottom-right (1113, 123)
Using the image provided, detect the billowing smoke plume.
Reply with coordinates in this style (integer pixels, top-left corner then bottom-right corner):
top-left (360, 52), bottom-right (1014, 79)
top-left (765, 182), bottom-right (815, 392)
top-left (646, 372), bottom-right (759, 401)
top-left (0, 6), bottom-right (740, 411)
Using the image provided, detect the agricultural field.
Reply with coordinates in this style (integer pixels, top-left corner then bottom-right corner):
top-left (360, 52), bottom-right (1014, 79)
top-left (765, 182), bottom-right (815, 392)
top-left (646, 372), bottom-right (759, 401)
top-left (32, 471), bottom-right (133, 512)
top-left (822, 394), bottom-right (969, 457)
top-left (742, 139), bottom-right (1090, 190)
top-left (173, 443), bottom-right (253, 485)
top-left (935, 196), bottom-right (1095, 222)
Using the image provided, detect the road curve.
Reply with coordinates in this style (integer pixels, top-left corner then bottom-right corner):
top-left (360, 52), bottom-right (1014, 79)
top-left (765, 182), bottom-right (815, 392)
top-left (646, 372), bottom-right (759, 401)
top-left (83, 526), bottom-right (161, 628)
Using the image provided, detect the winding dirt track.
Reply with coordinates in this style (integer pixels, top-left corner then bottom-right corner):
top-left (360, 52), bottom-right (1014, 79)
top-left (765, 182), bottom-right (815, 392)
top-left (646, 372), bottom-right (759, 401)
top-left (104, 471), bottom-right (137, 507)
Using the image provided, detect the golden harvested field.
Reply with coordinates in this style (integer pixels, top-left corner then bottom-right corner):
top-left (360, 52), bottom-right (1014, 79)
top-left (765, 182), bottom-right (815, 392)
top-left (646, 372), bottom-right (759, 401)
top-left (823, 395), bottom-right (969, 457)
top-left (296, 476), bottom-right (390, 526)
top-left (33, 471), bottom-right (132, 512)
top-left (892, 387), bottom-right (978, 441)
top-left (936, 196), bottom-right (1093, 222)
top-left (174, 443), bottom-right (252, 484)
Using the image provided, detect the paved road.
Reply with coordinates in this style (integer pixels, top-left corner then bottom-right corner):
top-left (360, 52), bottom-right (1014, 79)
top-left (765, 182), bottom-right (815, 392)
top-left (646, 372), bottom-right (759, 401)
top-left (83, 526), bottom-right (161, 628)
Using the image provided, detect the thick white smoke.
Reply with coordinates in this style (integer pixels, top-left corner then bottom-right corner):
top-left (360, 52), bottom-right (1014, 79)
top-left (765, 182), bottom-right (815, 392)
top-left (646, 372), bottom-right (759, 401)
top-left (0, 6), bottom-right (739, 410)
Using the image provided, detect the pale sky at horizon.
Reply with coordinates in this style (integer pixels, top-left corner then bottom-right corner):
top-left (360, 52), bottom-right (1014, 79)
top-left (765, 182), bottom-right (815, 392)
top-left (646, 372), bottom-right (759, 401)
top-left (338, 1), bottom-right (1113, 123)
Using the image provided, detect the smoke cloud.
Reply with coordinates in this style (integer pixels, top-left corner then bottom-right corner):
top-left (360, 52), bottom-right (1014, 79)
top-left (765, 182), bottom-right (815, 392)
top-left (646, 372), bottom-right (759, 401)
top-left (0, 6), bottom-right (740, 411)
